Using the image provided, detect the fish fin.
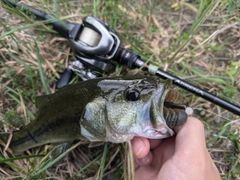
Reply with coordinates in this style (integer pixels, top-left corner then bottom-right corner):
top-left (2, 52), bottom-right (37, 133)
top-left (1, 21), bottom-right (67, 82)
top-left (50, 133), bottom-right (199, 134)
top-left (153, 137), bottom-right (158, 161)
top-left (49, 142), bottom-right (73, 160)
top-left (35, 95), bottom-right (49, 108)
top-left (88, 141), bottom-right (104, 148)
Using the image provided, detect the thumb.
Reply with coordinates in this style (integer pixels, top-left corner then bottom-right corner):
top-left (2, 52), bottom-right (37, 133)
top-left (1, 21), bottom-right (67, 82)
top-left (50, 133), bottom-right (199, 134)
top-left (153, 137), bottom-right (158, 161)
top-left (173, 116), bottom-right (206, 156)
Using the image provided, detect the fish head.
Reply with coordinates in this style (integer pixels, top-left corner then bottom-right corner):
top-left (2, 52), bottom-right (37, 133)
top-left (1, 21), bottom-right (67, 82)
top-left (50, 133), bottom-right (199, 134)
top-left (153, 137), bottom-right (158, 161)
top-left (81, 76), bottom-right (188, 143)
top-left (98, 76), bottom-right (187, 142)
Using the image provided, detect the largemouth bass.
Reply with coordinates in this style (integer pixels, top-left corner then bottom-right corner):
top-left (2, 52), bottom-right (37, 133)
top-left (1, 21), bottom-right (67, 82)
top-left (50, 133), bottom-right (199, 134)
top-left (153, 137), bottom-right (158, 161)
top-left (0, 76), bottom-right (188, 153)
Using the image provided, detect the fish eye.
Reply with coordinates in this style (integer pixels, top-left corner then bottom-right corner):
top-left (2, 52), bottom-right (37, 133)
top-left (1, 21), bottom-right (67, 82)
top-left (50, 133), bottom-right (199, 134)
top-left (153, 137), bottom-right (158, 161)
top-left (125, 89), bottom-right (140, 101)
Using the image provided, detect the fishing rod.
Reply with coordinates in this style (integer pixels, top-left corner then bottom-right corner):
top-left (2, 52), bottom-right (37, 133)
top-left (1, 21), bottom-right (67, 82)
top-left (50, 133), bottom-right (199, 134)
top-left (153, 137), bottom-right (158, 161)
top-left (2, 0), bottom-right (240, 116)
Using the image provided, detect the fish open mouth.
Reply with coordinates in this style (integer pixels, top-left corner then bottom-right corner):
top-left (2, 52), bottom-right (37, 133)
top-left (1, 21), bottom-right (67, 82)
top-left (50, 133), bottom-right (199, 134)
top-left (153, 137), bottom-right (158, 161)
top-left (162, 89), bottom-right (188, 128)
top-left (146, 80), bottom-right (189, 138)
top-left (141, 78), bottom-right (191, 139)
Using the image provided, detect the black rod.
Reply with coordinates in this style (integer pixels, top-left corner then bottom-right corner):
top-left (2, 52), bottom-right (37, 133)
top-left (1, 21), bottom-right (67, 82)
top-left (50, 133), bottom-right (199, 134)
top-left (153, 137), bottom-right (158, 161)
top-left (156, 69), bottom-right (240, 115)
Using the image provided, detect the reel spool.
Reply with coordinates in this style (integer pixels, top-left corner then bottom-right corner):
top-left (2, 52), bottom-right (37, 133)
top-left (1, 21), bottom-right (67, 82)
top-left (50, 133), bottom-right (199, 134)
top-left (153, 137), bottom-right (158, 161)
top-left (79, 27), bottom-right (101, 47)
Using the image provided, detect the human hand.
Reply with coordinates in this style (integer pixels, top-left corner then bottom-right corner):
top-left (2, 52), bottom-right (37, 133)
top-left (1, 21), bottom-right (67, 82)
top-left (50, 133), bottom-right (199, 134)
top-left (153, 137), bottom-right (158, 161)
top-left (131, 117), bottom-right (221, 180)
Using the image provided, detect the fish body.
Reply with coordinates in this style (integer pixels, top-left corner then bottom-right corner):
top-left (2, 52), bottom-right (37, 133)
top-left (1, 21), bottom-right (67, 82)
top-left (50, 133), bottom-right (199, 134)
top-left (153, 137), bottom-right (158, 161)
top-left (1, 76), bottom-right (187, 153)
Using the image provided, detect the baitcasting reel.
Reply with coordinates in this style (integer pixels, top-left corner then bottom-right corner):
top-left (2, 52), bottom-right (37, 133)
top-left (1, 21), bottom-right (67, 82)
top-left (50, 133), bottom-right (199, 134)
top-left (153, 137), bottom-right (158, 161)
top-left (57, 16), bottom-right (121, 87)
top-left (58, 15), bottom-right (140, 88)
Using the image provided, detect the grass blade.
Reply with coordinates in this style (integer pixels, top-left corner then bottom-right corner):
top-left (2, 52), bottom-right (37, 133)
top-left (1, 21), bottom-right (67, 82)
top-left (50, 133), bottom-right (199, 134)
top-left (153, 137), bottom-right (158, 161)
top-left (99, 143), bottom-right (108, 179)
top-left (35, 42), bottom-right (49, 95)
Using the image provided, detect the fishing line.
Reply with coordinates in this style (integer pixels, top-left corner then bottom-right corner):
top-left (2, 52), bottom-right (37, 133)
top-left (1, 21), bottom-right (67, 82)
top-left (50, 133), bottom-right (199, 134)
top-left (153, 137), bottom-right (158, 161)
top-left (191, 107), bottom-right (239, 122)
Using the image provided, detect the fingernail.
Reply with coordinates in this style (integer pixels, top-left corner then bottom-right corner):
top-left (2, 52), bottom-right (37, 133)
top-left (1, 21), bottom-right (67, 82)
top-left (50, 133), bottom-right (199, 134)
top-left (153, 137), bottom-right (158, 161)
top-left (132, 137), bottom-right (144, 157)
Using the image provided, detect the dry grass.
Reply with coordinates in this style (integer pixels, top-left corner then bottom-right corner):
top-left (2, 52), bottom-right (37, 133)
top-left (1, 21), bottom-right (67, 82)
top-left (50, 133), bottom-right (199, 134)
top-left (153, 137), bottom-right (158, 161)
top-left (0, 0), bottom-right (240, 179)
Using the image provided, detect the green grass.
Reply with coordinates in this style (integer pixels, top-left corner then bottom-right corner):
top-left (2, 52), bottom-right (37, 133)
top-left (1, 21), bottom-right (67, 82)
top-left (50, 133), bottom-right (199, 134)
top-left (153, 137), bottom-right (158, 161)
top-left (0, 0), bottom-right (240, 179)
